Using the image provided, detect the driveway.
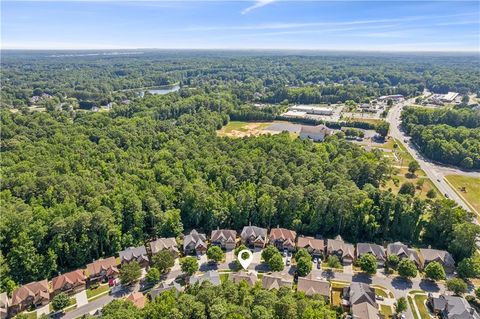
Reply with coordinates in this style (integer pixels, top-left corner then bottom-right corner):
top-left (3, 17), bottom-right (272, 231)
top-left (75, 290), bottom-right (88, 307)
top-left (36, 303), bottom-right (50, 318)
top-left (249, 248), bottom-right (262, 269)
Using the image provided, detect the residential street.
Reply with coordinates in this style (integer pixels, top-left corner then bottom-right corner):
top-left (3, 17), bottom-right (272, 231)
top-left (386, 98), bottom-right (479, 214)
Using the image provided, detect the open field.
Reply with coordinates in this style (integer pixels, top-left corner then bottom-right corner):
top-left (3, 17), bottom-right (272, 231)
top-left (445, 175), bottom-right (480, 214)
top-left (376, 139), bottom-right (441, 200)
top-left (217, 121), bottom-right (301, 138)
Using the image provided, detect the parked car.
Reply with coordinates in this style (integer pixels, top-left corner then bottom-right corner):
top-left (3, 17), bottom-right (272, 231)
top-left (313, 257), bottom-right (318, 263)
top-left (286, 257), bottom-right (291, 266)
top-left (317, 261), bottom-right (321, 269)
top-left (283, 249), bottom-right (288, 257)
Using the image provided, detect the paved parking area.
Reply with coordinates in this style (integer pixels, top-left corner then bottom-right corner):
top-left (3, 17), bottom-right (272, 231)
top-left (75, 290), bottom-right (88, 307)
top-left (198, 253), bottom-right (208, 266)
top-left (344, 264), bottom-right (353, 274)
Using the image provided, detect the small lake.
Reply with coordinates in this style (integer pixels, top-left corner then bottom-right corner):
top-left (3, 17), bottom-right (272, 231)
top-left (144, 84), bottom-right (180, 95)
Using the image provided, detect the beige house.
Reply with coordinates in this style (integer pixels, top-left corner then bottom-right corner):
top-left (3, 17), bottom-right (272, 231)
top-left (327, 236), bottom-right (355, 265)
top-left (241, 225), bottom-right (268, 248)
top-left (184, 229), bottom-right (208, 255)
top-left (297, 273), bottom-right (330, 301)
top-left (211, 229), bottom-right (237, 250)
top-left (419, 248), bottom-right (455, 274)
top-left (148, 237), bottom-right (179, 256)
top-left (228, 272), bottom-right (258, 287)
top-left (262, 272), bottom-right (293, 290)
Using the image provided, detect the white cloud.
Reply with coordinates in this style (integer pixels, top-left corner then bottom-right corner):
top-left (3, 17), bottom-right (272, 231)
top-left (241, 0), bottom-right (276, 15)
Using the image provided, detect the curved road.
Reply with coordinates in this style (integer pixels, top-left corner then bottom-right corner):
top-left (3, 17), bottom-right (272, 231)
top-left (387, 99), bottom-right (479, 214)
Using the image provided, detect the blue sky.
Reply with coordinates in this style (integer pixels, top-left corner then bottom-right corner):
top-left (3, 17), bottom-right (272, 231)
top-left (1, 0), bottom-right (479, 51)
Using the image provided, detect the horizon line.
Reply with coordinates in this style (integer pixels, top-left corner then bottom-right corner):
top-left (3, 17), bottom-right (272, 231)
top-left (2, 47), bottom-right (479, 54)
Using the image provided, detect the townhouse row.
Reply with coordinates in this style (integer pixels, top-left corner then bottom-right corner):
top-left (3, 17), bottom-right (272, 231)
top-left (3, 225), bottom-right (456, 317)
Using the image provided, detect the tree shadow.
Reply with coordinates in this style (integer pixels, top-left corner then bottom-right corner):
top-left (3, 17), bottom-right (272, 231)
top-left (352, 273), bottom-right (372, 284)
top-left (419, 279), bottom-right (440, 293)
top-left (391, 276), bottom-right (413, 291)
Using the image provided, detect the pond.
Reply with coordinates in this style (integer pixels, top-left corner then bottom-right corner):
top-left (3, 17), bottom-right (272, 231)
top-left (139, 84), bottom-right (180, 96)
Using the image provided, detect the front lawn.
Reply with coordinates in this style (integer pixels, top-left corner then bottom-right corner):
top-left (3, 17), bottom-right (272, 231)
top-left (86, 284), bottom-right (110, 299)
top-left (380, 304), bottom-right (393, 318)
top-left (414, 294), bottom-right (430, 319)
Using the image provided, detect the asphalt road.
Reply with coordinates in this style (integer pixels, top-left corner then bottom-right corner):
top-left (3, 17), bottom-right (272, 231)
top-left (386, 99), bottom-right (477, 214)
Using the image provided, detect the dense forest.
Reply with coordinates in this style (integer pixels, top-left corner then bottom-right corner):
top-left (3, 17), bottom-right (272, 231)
top-left (401, 106), bottom-right (480, 169)
top-left (1, 91), bottom-right (478, 292)
top-left (2, 51), bottom-right (479, 108)
top-left (1, 51), bottom-right (479, 294)
top-left (102, 281), bottom-right (336, 319)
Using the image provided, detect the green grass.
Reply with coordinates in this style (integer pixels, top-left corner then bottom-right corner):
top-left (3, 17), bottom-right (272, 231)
top-left (49, 297), bottom-right (77, 312)
top-left (445, 175), bottom-right (480, 214)
top-left (374, 288), bottom-right (388, 298)
top-left (86, 284), bottom-right (110, 299)
top-left (414, 294), bottom-right (430, 319)
top-left (220, 273), bottom-right (229, 283)
top-left (331, 288), bottom-right (343, 306)
top-left (380, 304), bottom-right (393, 318)
top-left (408, 296), bottom-right (419, 319)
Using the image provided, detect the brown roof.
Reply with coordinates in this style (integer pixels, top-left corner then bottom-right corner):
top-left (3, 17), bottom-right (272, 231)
top-left (211, 229), bottom-right (237, 243)
top-left (297, 236), bottom-right (324, 251)
top-left (262, 272), bottom-right (293, 290)
top-left (126, 292), bottom-right (146, 309)
top-left (11, 280), bottom-right (49, 306)
top-left (52, 270), bottom-right (86, 292)
top-left (327, 238), bottom-right (355, 259)
top-left (149, 238), bottom-right (179, 254)
top-left (269, 228), bottom-right (297, 242)
top-left (228, 272), bottom-right (258, 287)
top-left (352, 302), bottom-right (381, 319)
top-left (419, 248), bottom-right (455, 267)
top-left (297, 273), bottom-right (330, 297)
top-left (86, 257), bottom-right (119, 277)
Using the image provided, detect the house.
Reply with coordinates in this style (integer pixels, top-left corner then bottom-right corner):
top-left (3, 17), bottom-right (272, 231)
top-left (343, 283), bottom-right (380, 319)
top-left (299, 125), bottom-right (331, 142)
top-left (210, 229), bottom-right (237, 250)
top-left (241, 225), bottom-right (268, 248)
top-left (149, 282), bottom-right (184, 300)
top-left (126, 292), bottom-right (146, 309)
top-left (269, 227), bottom-right (297, 252)
top-left (183, 229), bottom-right (208, 255)
top-left (326, 236), bottom-right (355, 265)
top-left (428, 295), bottom-right (479, 319)
top-left (262, 272), bottom-right (293, 290)
top-left (189, 270), bottom-right (221, 286)
top-left (296, 236), bottom-right (325, 258)
top-left (86, 257), bottom-right (119, 282)
top-left (119, 246), bottom-right (149, 268)
top-left (387, 242), bottom-right (421, 267)
top-left (148, 237), bottom-right (179, 256)
top-left (0, 292), bottom-right (9, 319)
top-left (419, 248), bottom-right (455, 274)
top-left (297, 273), bottom-right (330, 301)
top-left (228, 272), bottom-right (258, 287)
top-left (10, 280), bottom-right (49, 314)
top-left (51, 269), bottom-right (87, 295)
top-left (356, 243), bottom-right (386, 266)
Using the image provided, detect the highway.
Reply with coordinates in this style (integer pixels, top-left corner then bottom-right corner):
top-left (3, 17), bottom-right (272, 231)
top-left (386, 98), bottom-right (479, 214)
